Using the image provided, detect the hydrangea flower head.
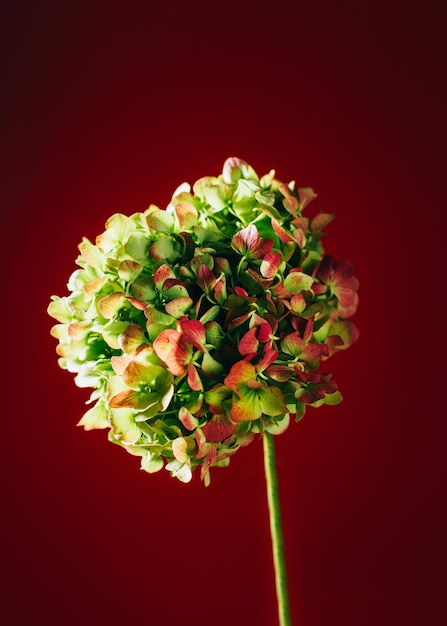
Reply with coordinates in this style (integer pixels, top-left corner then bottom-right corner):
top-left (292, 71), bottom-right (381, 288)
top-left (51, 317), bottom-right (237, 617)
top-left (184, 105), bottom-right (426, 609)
top-left (48, 158), bottom-right (359, 485)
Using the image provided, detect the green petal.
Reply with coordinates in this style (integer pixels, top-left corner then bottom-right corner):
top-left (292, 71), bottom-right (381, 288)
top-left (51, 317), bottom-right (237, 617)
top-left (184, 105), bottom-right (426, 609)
top-left (118, 260), bottom-right (142, 281)
top-left (150, 236), bottom-right (180, 262)
top-left (283, 271), bottom-right (314, 294)
top-left (77, 401), bottom-right (109, 431)
top-left (146, 206), bottom-right (174, 232)
top-left (109, 408), bottom-right (141, 444)
top-left (259, 387), bottom-right (287, 416)
top-left (141, 454), bottom-right (164, 473)
top-left (125, 232), bottom-right (149, 260)
top-left (230, 391), bottom-right (262, 422)
top-left (118, 323), bottom-right (147, 354)
top-left (175, 202), bottom-right (198, 229)
top-left (264, 413), bottom-right (290, 435)
top-left (201, 352), bottom-right (224, 376)
top-left (165, 297), bottom-right (193, 318)
top-left (98, 292), bottom-right (128, 319)
top-left (165, 460), bottom-right (192, 483)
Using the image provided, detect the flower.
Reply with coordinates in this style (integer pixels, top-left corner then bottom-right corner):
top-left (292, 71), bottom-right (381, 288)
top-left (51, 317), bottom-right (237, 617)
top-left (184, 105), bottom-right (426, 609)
top-left (48, 157), bottom-right (359, 485)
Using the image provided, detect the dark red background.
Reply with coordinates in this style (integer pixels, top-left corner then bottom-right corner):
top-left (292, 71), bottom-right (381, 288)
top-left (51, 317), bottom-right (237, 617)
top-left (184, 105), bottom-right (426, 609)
top-left (2, 2), bottom-right (445, 625)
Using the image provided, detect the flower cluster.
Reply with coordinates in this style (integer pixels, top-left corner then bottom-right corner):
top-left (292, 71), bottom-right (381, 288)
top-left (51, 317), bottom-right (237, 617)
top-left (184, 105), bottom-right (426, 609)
top-left (48, 157), bottom-right (359, 485)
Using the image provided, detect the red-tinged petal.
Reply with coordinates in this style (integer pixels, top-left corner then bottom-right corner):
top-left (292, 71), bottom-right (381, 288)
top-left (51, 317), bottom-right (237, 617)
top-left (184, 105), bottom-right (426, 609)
top-left (165, 337), bottom-right (192, 376)
top-left (222, 156), bottom-right (245, 183)
top-left (98, 292), bottom-right (127, 319)
top-left (84, 275), bottom-right (108, 296)
top-left (153, 329), bottom-right (178, 362)
top-left (323, 335), bottom-right (345, 357)
top-left (261, 252), bottom-right (281, 278)
top-left (122, 360), bottom-right (148, 388)
top-left (165, 297), bottom-right (193, 318)
top-left (311, 212), bottom-right (335, 232)
top-left (246, 378), bottom-right (265, 389)
top-left (118, 323), bottom-right (147, 354)
top-left (293, 216), bottom-right (310, 232)
top-left (316, 255), bottom-right (335, 283)
top-left (111, 355), bottom-right (131, 375)
top-left (266, 365), bottom-right (293, 382)
top-left (272, 218), bottom-right (294, 243)
top-left (226, 311), bottom-right (251, 330)
top-left (253, 238), bottom-right (274, 259)
top-left (293, 227), bottom-right (306, 248)
top-left (224, 360), bottom-right (257, 392)
top-left (290, 294), bottom-right (306, 314)
top-left (175, 202), bottom-right (198, 230)
top-left (281, 332), bottom-right (305, 356)
top-left (109, 388), bottom-right (142, 409)
top-left (234, 286), bottom-right (249, 297)
top-left (197, 265), bottom-right (216, 293)
top-left (179, 319), bottom-right (207, 351)
top-left (301, 343), bottom-right (324, 362)
top-left (232, 224), bottom-right (259, 254)
top-left (297, 187), bottom-right (317, 209)
top-left (126, 296), bottom-right (146, 311)
top-left (258, 322), bottom-right (273, 343)
top-left (187, 364), bottom-right (203, 391)
top-left (118, 259), bottom-right (142, 281)
top-left (195, 429), bottom-right (209, 458)
top-left (179, 406), bottom-right (199, 431)
top-left (153, 329), bottom-right (191, 375)
top-left (67, 320), bottom-right (91, 339)
top-left (200, 446), bottom-right (217, 482)
top-left (202, 414), bottom-right (236, 443)
top-left (303, 319), bottom-right (314, 343)
top-left (213, 275), bottom-right (227, 304)
top-left (279, 183), bottom-right (299, 216)
top-left (154, 264), bottom-right (176, 290)
top-left (257, 348), bottom-right (278, 371)
top-left (238, 327), bottom-right (259, 356)
top-left (230, 392), bottom-right (262, 422)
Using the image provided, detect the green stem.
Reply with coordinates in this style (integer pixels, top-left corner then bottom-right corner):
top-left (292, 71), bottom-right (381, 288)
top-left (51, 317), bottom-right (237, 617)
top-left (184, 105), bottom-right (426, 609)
top-left (263, 431), bottom-right (292, 626)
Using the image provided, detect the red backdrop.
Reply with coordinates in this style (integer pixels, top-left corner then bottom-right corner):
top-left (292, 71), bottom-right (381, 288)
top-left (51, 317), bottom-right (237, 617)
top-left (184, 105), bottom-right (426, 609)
top-left (2, 2), bottom-right (445, 625)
